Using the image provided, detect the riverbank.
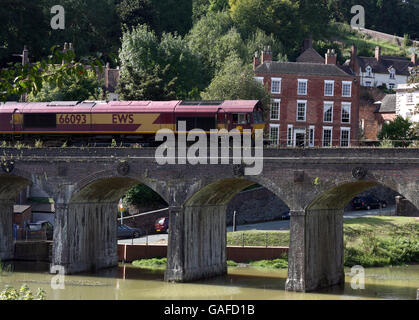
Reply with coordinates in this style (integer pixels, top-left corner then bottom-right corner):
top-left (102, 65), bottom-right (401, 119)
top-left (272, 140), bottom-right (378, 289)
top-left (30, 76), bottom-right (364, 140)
top-left (132, 216), bottom-right (419, 269)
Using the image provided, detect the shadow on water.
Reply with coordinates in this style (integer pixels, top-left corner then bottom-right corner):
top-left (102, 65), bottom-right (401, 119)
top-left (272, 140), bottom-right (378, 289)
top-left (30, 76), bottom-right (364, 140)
top-left (3, 261), bottom-right (419, 300)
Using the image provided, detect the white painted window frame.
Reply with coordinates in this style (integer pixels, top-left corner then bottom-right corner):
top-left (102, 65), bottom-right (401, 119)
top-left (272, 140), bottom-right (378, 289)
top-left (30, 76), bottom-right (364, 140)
top-left (322, 126), bottom-right (333, 147)
top-left (324, 80), bottom-right (335, 97)
top-left (271, 77), bottom-right (282, 94)
top-left (309, 125), bottom-right (315, 147)
top-left (341, 102), bottom-right (351, 124)
top-left (297, 79), bottom-right (308, 95)
top-left (340, 127), bottom-right (351, 147)
top-left (287, 124), bottom-right (293, 147)
top-left (296, 100), bottom-right (307, 122)
top-left (269, 124), bottom-right (280, 146)
top-left (270, 99), bottom-right (281, 120)
top-left (342, 81), bottom-right (352, 97)
top-left (323, 101), bottom-right (334, 123)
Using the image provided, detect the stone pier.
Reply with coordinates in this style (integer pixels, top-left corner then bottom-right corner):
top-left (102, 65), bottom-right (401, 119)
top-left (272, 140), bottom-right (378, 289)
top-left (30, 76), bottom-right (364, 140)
top-left (165, 205), bottom-right (227, 282)
top-left (286, 209), bottom-right (344, 292)
top-left (52, 202), bottom-right (118, 274)
top-left (0, 201), bottom-right (14, 261)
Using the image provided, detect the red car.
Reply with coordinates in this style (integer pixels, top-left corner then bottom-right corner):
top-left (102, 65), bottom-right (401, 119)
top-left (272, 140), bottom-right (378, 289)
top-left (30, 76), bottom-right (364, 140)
top-left (155, 217), bottom-right (169, 233)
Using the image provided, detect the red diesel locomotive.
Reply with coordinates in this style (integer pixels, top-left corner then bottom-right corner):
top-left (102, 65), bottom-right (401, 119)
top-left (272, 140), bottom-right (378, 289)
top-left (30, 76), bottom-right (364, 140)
top-left (0, 100), bottom-right (265, 145)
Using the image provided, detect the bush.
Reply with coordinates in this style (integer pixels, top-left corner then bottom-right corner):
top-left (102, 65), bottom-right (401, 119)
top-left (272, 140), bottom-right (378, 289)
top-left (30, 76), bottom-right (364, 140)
top-left (132, 258), bottom-right (167, 268)
top-left (344, 235), bottom-right (419, 268)
top-left (0, 285), bottom-right (45, 300)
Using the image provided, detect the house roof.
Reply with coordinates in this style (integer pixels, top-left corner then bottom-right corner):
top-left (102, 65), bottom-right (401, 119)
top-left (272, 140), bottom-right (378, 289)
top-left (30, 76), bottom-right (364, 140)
top-left (13, 205), bottom-right (31, 214)
top-left (376, 94), bottom-right (396, 113)
top-left (296, 48), bottom-right (325, 64)
top-left (354, 56), bottom-right (415, 76)
top-left (254, 61), bottom-right (354, 77)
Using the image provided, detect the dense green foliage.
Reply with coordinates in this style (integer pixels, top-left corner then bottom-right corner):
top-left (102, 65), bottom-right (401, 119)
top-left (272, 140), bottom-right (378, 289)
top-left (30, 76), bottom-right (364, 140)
top-left (343, 218), bottom-right (419, 267)
top-left (378, 116), bottom-right (418, 147)
top-left (117, 25), bottom-right (206, 100)
top-left (327, 0), bottom-right (419, 40)
top-left (0, 48), bottom-right (102, 102)
top-left (27, 69), bottom-right (103, 102)
top-left (124, 184), bottom-right (167, 207)
top-left (201, 55), bottom-right (271, 110)
top-left (0, 285), bottom-right (46, 300)
top-left (132, 257), bottom-right (167, 268)
top-left (2, 0), bottom-right (418, 102)
top-left (117, 0), bottom-right (192, 36)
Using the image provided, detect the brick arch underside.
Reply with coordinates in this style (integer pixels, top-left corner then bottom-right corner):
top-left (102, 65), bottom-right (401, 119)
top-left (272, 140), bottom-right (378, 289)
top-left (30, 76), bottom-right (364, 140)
top-left (307, 180), bottom-right (419, 211)
top-left (0, 174), bottom-right (32, 200)
top-left (184, 177), bottom-right (292, 208)
top-left (71, 170), bottom-right (170, 205)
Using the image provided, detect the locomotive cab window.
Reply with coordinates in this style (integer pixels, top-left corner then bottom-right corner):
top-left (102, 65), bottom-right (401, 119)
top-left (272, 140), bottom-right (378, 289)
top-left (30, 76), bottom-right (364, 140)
top-left (24, 113), bottom-right (57, 129)
top-left (253, 110), bottom-right (264, 124)
top-left (233, 113), bottom-right (248, 125)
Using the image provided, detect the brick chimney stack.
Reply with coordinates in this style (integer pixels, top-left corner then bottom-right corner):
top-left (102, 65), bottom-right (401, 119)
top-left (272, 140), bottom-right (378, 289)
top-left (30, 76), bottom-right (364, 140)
top-left (412, 52), bottom-right (417, 65)
top-left (325, 49), bottom-right (337, 65)
top-left (375, 46), bottom-right (381, 62)
top-left (253, 51), bottom-right (260, 70)
top-left (302, 35), bottom-right (313, 52)
top-left (261, 46), bottom-right (272, 64)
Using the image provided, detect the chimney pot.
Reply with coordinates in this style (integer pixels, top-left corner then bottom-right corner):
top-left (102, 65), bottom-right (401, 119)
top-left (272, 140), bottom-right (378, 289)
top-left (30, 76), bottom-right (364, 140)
top-left (261, 46), bottom-right (272, 64)
top-left (325, 49), bottom-right (337, 65)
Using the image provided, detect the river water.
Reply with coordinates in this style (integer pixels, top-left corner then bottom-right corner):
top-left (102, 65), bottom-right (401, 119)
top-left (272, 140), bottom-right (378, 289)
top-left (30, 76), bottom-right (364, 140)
top-left (0, 262), bottom-right (418, 300)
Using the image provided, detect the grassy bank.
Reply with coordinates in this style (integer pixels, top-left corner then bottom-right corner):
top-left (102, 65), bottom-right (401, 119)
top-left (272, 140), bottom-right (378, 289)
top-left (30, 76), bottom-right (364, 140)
top-left (343, 216), bottom-right (419, 267)
top-left (132, 217), bottom-right (419, 270)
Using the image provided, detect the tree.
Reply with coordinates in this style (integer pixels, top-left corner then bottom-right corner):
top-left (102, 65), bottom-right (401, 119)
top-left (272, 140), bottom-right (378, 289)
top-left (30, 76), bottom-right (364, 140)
top-left (201, 54), bottom-right (271, 112)
top-left (228, 0), bottom-right (329, 57)
top-left (27, 69), bottom-right (103, 102)
top-left (378, 116), bottom-right (417, 147)
top-left (124, 184), bottom-right (167, 207)
top-left (0, 0), bottom-right (49, 67)
top-left (117, 25), bottom-right (206, 101)
top-left (42, 0), bottom-right (121, 63)
top-left (187, 10), bottom-right (234, 76)
top-left (117, 0), bottom-right (159, 33)
top-left (0, 47), bottom-right (102, 102)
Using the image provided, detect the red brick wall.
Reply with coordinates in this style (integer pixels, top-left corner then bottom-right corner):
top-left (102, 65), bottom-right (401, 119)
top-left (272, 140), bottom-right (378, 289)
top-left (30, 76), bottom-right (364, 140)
top-left (256, 72), bottom-right (360, 147)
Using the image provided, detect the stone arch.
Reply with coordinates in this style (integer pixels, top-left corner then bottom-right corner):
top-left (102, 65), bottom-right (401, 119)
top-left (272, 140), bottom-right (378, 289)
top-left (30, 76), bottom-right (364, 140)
top-left (54, 174), bottom-right (170, 274)
top-left (0, 173), bottom-right (32, 200)
top-left (307, 180), bottom-right (419, 212)
top-left (165, 176), bottom-right (292, 283)
top-left (286, 178), bottom-right (419, 293)
top-left (184, 175), bottom-right (293, 209)
top-left (71, 170), bottom-right (170, 205)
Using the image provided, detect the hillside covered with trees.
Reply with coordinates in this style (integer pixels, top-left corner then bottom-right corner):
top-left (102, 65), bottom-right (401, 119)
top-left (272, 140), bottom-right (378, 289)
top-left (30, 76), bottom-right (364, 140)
top-left (1, 0), bottom-right (418, 103)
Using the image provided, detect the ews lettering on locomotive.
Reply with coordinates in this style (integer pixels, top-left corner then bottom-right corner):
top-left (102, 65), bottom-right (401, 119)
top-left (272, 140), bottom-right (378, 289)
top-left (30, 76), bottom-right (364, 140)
top-left (112, 114), bottom-right (134, 124)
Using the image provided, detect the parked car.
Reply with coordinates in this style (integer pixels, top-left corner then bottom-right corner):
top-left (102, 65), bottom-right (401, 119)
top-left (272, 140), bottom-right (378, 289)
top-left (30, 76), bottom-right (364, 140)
top-left (155, 217), bottom-right (169, 233)
top-left (117, 224), bottom-right (142, 239)
top-left (351, 196), bottom-right (387, 210)
top-left (27, 221), bottom-right (53, 240)
top-left (281, 211), bottom-right (290, 220)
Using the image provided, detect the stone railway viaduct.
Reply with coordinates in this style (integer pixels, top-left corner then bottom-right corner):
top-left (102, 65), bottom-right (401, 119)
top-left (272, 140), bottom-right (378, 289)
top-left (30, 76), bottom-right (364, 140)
top-left (0, 147), bottom-right (418, 292)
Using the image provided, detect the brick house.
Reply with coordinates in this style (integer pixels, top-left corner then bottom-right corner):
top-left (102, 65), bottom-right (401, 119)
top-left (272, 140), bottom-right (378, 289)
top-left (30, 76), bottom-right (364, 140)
top-left (254, 45), bottom-right (360, 147)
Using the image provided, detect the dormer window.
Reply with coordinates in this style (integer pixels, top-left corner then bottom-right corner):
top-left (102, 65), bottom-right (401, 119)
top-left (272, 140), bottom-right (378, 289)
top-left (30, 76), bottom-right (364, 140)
top-left (366, 66), bottom-right (372, 77)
